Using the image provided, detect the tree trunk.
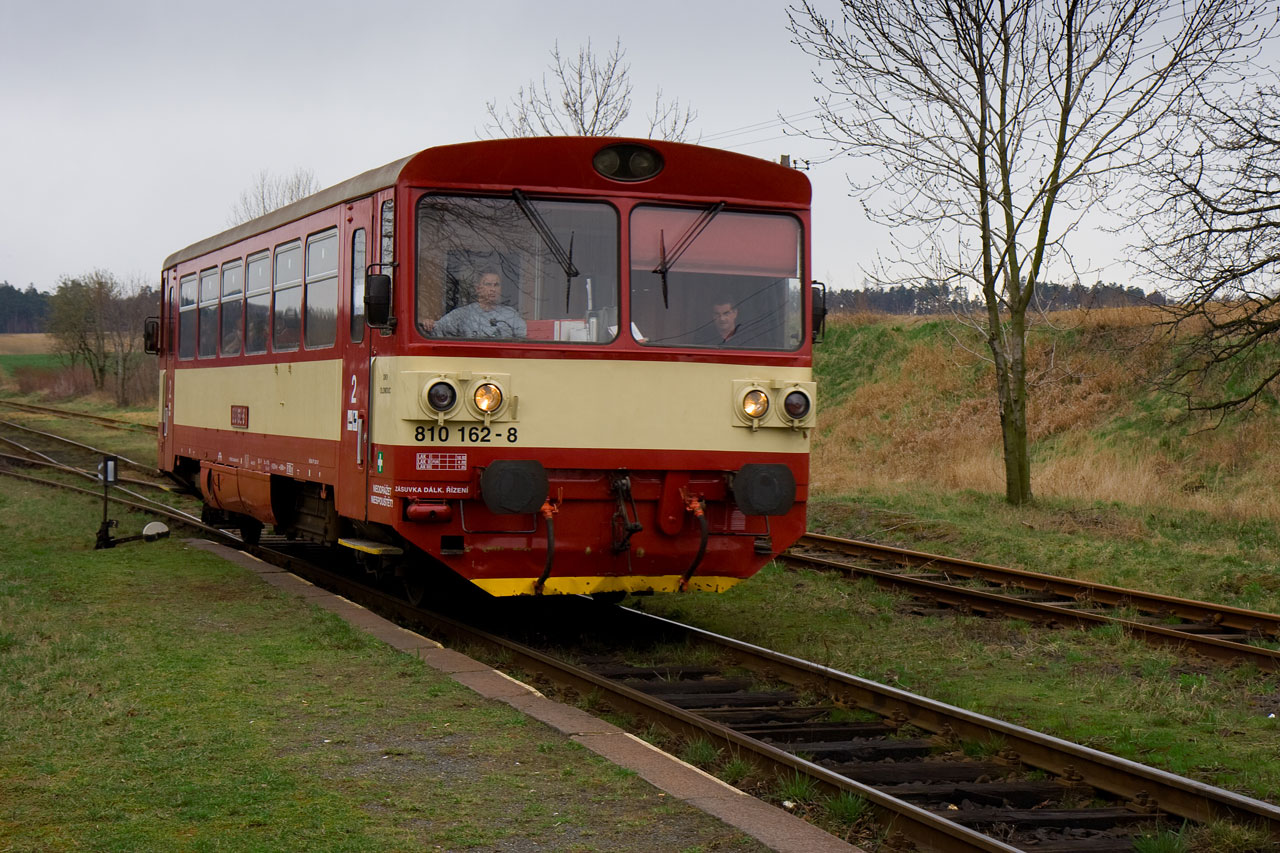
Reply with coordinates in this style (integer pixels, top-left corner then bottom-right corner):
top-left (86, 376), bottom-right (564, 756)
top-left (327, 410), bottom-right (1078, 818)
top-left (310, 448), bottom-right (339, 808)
top-left (115, 347), bottom-right (126, 406)
top-left (993, 316), bottom-right (1032, 505)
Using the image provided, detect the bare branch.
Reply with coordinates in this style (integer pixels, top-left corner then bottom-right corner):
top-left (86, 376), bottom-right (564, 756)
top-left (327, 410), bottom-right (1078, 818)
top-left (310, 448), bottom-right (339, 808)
top-left (483, 38), bottom-right (695, 141)
top-left (228, 167), bottom-right (319, 225)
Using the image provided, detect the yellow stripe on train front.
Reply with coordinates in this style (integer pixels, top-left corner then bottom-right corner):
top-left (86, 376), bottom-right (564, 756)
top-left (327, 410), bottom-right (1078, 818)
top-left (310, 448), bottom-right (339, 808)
top-left (469, 574), bottom-right (744, 597)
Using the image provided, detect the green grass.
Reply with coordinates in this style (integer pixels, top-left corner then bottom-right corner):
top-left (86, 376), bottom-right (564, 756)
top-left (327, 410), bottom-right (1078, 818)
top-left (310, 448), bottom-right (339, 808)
top-left (0, 476), bottom-right (767, 852)
top-left (0, 352), bottom-right (63, 378)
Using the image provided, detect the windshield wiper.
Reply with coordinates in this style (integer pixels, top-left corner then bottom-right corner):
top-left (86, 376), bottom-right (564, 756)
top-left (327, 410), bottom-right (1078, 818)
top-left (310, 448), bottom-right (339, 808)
top-left (513, 189), bottom-right (579, 309)
top-left (653, 202), bottom-right (725, 308)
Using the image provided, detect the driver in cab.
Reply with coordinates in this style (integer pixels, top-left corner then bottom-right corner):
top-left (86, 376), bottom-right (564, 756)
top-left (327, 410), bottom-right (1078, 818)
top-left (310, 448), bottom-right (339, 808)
top-left (424, 270), bottom-right (526, 339)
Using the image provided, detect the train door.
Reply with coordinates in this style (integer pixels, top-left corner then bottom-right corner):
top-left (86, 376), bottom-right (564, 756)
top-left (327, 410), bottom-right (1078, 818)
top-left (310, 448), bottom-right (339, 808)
top-left (158, 270), bottom-right (176, 469)
top-left (336, 198), bottom-right (375, 520)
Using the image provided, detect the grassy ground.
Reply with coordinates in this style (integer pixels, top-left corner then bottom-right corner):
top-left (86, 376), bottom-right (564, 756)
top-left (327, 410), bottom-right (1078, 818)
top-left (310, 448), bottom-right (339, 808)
top-left (10, 312), bottom-right (1280, 850)
top-left (0, 473), bottom-right (765, 851)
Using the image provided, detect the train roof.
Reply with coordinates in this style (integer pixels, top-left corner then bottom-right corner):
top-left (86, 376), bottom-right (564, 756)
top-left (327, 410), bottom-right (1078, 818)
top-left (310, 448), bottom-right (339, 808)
top-left (164, 138), bottom-right (810, 270)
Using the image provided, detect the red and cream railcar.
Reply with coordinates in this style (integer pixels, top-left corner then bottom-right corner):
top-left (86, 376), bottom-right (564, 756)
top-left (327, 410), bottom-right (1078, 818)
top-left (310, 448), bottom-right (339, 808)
top-left (154, 137), bottom-right (817, 598)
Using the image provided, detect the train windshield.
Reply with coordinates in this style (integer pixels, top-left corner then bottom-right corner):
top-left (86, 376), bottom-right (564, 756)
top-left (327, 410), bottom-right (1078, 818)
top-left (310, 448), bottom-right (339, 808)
top-left (416, 195), bottom-right (620, 343)
top-left (630, 206), bottom-right (804, 351)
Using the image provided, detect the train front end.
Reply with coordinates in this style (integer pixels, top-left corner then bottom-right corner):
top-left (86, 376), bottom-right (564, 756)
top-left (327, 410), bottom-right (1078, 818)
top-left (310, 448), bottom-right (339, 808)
top-left (365, 139), bottom-right (815, 596)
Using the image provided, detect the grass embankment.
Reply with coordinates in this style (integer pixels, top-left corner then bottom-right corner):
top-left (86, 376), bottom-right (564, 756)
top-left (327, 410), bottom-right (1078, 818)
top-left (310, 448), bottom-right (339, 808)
top-left (638, 310), bottom-right (1280, 851)
top-left (0, 407), bottom-right (763, 852)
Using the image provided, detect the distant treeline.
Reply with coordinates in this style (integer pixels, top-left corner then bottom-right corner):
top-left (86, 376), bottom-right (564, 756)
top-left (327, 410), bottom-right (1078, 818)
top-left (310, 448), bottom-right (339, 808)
top-left (0, 282), bottom-right (49, 333)
top-left (829, 281), bottom-right (1167, 315)
top-left (1, 278), bottom-right (1169, 332)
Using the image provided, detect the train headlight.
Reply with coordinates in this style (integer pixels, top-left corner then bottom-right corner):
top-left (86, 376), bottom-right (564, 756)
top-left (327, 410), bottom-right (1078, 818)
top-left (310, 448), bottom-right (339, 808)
top-left (742, 389), bottom-right (769, 419)
top-left (474, 382), bottom-right (503, 413)
top-left (593, 143), bottom-right (664, 182)
top-left (424, 381), bottom-right (457, 412)
top-left (783, 390), bottom-right (811, 420)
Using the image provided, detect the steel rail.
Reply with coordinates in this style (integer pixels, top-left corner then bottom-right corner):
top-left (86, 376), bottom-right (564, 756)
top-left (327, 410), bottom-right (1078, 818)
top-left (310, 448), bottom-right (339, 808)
top-left (0, 449), bottom-right (176, 494)
top-left (795, 533), bottom-right (1280, 637)
top-left (0, 399), bottom-right (157, 433)
top-left (0, 419), bottom-right (147, 471)
top-left (780, 549), bottom-right (1280, 672)
top-left (277, 564), bottom-right (1023, 853)
top-left (0, 460), bottom-right (219, 540)
top-left (293, 561), bottom-right (1280, 849)
top-left (788, 534), bottom-right (1280, 668)
top-left (613, 607), bottom-right (1280, 840)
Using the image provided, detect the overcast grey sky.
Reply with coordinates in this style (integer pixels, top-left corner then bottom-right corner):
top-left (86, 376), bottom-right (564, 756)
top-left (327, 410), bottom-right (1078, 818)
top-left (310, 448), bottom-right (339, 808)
top-left (0, 0), bottom-right (1202, 294)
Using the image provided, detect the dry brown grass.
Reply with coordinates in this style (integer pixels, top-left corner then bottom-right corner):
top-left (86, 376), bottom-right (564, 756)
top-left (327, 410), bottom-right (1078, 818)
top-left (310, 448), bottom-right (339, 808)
top-left (814, 307), bottom-right (1280, 520)
top-left (0, 333), bottom-right (52, 354)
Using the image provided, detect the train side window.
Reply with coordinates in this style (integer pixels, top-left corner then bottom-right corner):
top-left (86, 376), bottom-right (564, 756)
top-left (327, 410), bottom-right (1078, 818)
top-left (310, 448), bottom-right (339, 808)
top-left (350, 228), bottom-right (366, 342)
top-left (304, 229), bottom-right (338, 349)
top-left (220, 260), bottom-right (244, 356)
top-left (178, 273), bottom-right (197, 360)
top-left (381, 199), bottom-right (394, 265)
top-left (198, 267), bottom-right (218, 358)
top-left (244, 251), bottom-right (270, 354)
top-left (273, 242), bottom-right (302, 352)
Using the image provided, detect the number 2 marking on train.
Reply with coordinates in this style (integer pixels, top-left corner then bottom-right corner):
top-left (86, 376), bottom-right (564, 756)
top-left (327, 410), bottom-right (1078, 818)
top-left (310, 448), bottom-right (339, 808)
top-left (350, 374), bottom-right (358, 404)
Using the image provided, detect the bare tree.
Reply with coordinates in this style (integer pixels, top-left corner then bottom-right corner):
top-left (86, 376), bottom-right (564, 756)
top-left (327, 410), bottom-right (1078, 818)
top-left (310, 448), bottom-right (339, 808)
top-left (788, 0), bottom-right (1273, 505)
top-left (47, 271), bottom-right (156, 404)
top-left (484, 38), bottom-right (696, 141)
top-left (49, 271), bottom-right (116, 392)
top-left (104, 275), bottom-right (156, 406)
top-left (228, 167), bottom-right (320, 225)
top-left (1135, 84), bottom-right (1280, 417)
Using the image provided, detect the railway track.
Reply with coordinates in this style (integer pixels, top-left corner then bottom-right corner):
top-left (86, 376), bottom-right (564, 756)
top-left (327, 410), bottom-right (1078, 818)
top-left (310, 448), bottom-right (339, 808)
top-left (784, 533), bottom-right (1280, 672)
top-left (0, 399), bottom-right (157, 433)
top-left (255, 550), bottom-right (1280, 852)
top-left (7, 417), bottom-right (1280, 849)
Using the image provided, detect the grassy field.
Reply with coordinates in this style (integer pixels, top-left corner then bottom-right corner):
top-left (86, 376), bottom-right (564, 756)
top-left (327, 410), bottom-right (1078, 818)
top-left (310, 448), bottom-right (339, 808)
top-left (0, 333), bottom-right (53, 355)
top-left (8, 312), bottom-right (1280, 851)
top-left (0, 412), bottom-right (766, 852)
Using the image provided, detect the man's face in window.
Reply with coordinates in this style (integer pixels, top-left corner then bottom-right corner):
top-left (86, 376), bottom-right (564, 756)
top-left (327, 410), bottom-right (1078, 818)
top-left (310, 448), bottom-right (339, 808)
top-left (476, 275), bottom-right (501, 308)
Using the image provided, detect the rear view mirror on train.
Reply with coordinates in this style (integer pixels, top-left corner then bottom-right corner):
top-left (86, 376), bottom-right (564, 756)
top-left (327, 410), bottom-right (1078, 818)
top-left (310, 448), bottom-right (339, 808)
top-left (365, 274), bottom-right (394, 330)
top-left (143, 316), bottom-right (160, 354)
top-left (811, 283), bottom-right (827, 344)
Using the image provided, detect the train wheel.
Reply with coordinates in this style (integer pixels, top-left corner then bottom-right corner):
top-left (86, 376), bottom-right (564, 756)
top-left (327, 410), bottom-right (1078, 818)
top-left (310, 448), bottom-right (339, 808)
top-left (239, 518), bottom-right (263, 545)
top-left (403, 569), bottom-right (428, 607)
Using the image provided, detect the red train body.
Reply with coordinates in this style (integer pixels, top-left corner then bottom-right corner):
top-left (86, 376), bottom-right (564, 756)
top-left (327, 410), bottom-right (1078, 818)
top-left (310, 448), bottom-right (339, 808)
top-left (153, 138), bottom-right (816, 598)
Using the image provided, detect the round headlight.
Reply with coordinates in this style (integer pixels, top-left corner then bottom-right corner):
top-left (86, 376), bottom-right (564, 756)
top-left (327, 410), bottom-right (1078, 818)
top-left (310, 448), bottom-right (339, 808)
top-left (783, 390), bottom-right (811, 420)
top-left (742, 389), bottom-right (769, 419)
top-left (592, 147), bottom-right (622, 178)
top-left (629, 149), bottom-right (659, 177)
top-left (592, 143), bottom-right (663, 181)
top-left (474, 382), bottom-right (503, 413)
top-left (425, 381), bottom-right (457, 412)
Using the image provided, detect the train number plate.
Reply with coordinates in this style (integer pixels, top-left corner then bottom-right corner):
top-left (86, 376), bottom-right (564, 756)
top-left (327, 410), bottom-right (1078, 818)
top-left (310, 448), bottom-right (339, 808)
top-left (413, 424), bottom-right (519, 444)
top-left (230, 405), bottom-right (249, 429)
